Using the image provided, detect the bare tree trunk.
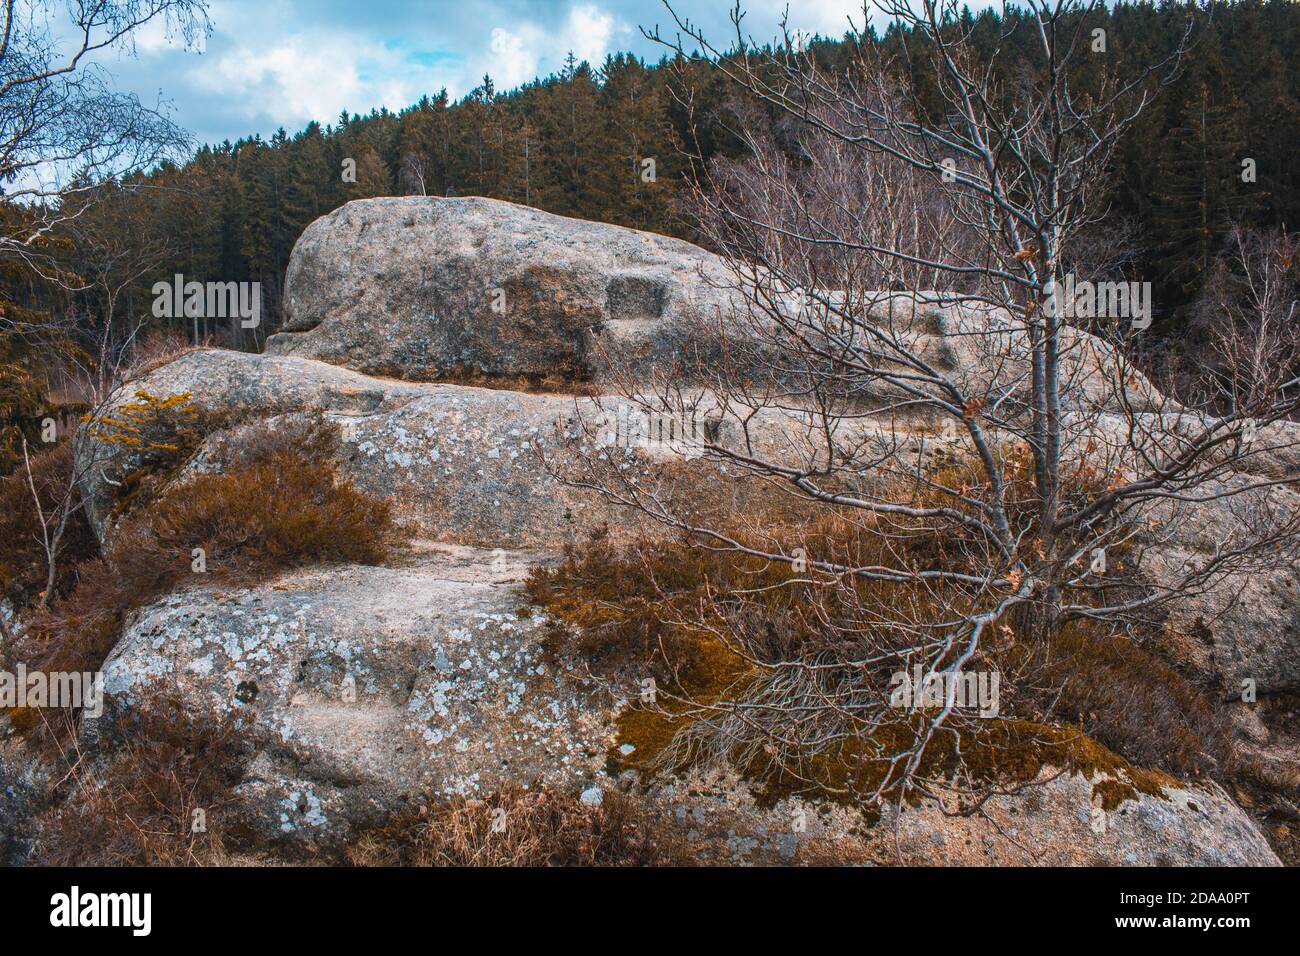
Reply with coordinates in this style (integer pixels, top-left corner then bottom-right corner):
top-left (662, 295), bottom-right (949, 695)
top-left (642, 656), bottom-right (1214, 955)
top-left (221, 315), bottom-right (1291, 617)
top-left (545, 0), bottom-right (1300, 803)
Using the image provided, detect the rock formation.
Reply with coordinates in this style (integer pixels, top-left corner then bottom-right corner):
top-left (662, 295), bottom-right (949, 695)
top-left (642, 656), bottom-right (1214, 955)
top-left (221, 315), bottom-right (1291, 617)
top-left (63, 197), bottom-right (1294, 864)
top-left (266, 196), bottom-right (739, 385)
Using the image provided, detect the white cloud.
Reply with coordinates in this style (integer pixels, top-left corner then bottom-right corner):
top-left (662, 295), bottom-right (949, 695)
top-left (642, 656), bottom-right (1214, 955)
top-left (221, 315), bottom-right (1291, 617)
top-left (567, 4), bottom-right (617, 65)
top-left (194, 32), bottom-right (450, 127)
top-left (487, 25), bottom-right (543, 88)
top-left (194, 2), bottom-right (628, 131)
top-left (129, 16), bottom-right (175, 54)
top-left (100, 0), bottom-right (881, 146)
top-left (478, 3), bottom-right (625, 90)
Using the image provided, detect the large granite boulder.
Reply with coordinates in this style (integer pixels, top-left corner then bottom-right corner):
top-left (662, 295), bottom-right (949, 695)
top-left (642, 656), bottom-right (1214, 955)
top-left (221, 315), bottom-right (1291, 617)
top-left (77, 349), bottom-right (873, 548)
top-left (90, 544), bottom-right (612, 849)
top-left (78, 349), bottom-right (618, 547)
top-left (264, 198), bottom-right (1166, 414)
top-left (265, 196), bottom-right (738, 385)
top-left (78, 347), bottom-right (1300, 695)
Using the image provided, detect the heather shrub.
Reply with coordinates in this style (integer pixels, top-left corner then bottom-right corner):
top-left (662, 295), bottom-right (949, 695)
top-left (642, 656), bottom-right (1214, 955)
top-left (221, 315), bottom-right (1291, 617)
top-left (32, 690), bottom-right (247, 866)
top-left (0, 440), bottom-right (99, 609)
top-left (13, 415), bottom-right (402, 717)
top-left (87, 389), bottom-right (205, 519)
top-left (1003, 619), bottom-right (1233, 779)
top-left (344, 786), bottom-right (692, 866)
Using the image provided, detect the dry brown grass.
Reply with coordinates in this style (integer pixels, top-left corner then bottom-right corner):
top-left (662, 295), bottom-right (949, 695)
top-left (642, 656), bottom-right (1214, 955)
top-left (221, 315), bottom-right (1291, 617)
top-left (526, 525), bottom-right (787, 670)
top-left (525, 477), bottom-right (1231, 811)
top-left (8, 416), bottom-right (402, 736)
top-left (0, 440), bottom-right (99, 609)
top-left (32, 689), bottom-right (248, 866)
top-left (1003, 619), bottom-right (1232, 779)
top-left (119, 330), bottom-right (199, 383)
top-left (1230, 693), bottom-right (1300, 866)
top-left (425, 366), bottom-right (601, 395)
top-left (344, 786), bottom-right (693, 866)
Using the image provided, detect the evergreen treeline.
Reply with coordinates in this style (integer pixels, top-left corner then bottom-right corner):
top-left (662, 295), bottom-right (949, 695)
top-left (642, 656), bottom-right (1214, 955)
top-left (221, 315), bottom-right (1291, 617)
top-left (8, 0), bottom-right (1300, 351)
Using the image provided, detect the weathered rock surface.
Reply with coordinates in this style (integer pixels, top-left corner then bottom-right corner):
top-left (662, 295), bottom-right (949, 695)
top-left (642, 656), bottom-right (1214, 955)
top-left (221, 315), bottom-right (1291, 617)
top-left (0, 743), bottom-right (46, 865)
top-left (80, 348), bottom-right (859, 548)
top-left (92, 543), bottom-right (612, 849)
top-left (265, 196), bottom-right (738, 384)
top-left (638, 766), bottom-right (1280, 866)
top-left (89, 544), bottom-right (1281, 863)
top-left (1140, 476), bottom-right (1300, 696)
top-left (847, 294), bottom-right (1167, 414)
top-left (55, 202), bottom-right (1297, 864)
top-left (885, 772), bottom-right (1279, 866)
top-left (1064, 412), bottom-right (1300, 695)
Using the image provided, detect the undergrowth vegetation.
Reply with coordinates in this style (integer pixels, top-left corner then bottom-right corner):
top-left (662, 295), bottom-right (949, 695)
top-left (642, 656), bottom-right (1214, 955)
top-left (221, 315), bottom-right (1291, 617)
top-left (32, 690), bottom-right (248, 866)
top-left (7, 413), bottom-right (403, 738)
top-left (344, 786), bottom-right (692, 866)
top-left (0, 440), bottom-right (99, 610)
top-left (526, 454), bottom-right (1233, 816)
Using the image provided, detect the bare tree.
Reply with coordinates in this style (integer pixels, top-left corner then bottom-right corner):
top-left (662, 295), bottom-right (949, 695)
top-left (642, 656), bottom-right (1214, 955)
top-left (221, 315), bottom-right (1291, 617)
top-left (399, 153), bottom-right (429, 196)
top-left (555, 1), bottom-right (1300, 809)
top-left (0, 0), bottom-right (208, 642)
top-left (0, 9), bottom-right (201, 632)
top-left (1189, 225), bottom-right (1300, 417)
top-left (0, 0), bottom-right (209, 280)
top-left (62, 182), bottom-right (176, 399)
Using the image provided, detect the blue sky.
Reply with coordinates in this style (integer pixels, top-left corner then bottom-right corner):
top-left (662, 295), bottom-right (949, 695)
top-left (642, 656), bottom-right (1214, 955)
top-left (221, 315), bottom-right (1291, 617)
top-left (98, 0), bottom-right (887, 148)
